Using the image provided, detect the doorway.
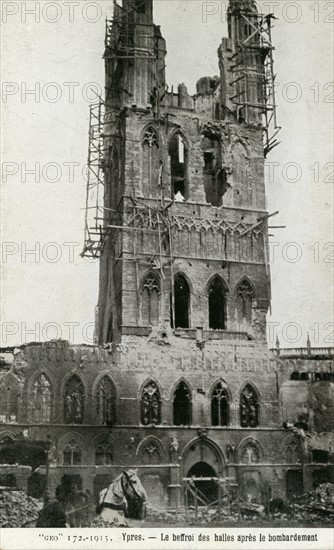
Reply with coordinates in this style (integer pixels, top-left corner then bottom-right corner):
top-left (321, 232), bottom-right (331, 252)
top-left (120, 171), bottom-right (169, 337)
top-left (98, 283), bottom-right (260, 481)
top-left (286, 469), bottom-right (303, 499)
top-left (186, 462), bottom-right (218, 505)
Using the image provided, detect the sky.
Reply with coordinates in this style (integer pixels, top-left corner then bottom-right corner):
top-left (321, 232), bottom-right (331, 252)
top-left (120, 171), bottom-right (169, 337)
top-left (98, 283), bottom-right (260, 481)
top-left (1, 0), bottom-right (333, 349)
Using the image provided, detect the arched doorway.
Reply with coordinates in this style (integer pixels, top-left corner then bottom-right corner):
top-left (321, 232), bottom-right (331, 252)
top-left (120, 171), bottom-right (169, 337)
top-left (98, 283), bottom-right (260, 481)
top-left (187, 462), bottom-right (218, 505)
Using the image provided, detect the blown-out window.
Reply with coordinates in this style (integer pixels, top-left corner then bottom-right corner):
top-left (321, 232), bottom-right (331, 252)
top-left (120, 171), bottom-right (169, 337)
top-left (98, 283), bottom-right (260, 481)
top-left (172, 274), bottom-right (190, 329)
top-left (208, 277), bottom-right (227, 329)
top-left (141, 381), bottom-right (161, 425)
top-left (169, 132), bottom-right (188, 200)
top-left (240, 384), bottom-right (259, 427)
top-left (141, 273), bottom-right (160, 325)
top-left (31, 374), bottom-right (52, 423)
top-left (96, 376), bottom-right (116, 426)
top-left (173, 381), bottom-right (191, 426)
top-left (64, 375), bottom-right (84, 424)
top-left (211, 382), bottom-right (229, 426)
top-left (142, 127), bottom-right (160, 197)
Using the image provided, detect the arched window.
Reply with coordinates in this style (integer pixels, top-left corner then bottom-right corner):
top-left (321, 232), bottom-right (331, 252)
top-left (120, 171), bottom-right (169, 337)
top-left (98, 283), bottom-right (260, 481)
top-left (173, 381), bottom-right (191, 426)
top-left (64, 375), bottom-right (84, 424)
top-left (173, 274), bottom-right (190, 328)
top-left (63, 439), bottom-right (81, 466)
top-left (95, 441), bottom-right (113, 465)
top-left (142, 126), bottom-right (160, 197)
top-left (96, 376), bottom-right (116, 426)
top-left (240, 384), bottom-right (259, 427)
top-left (141, 381), bottom-right (161, 425)
top-left (236, 280), bottom-right (253, 324)
top-left (208, 276), bottom-right (227, 329)
top-left (31, 374), bottom-right (52, 423)
top-left (169, 132), bottom-right (188, 200)
top-left (211, 382), bottom-right (229, 426)
top-left (141, 273), bottom-right (160, 326)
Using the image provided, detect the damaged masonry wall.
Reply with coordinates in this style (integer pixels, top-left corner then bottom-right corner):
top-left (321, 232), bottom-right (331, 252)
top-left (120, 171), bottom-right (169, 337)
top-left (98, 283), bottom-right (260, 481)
top-left (0, 340), bottom-right (333, 505)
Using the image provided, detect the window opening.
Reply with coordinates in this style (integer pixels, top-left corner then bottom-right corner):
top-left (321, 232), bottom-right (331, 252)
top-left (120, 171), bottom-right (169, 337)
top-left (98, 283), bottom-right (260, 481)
top-left (173, 381), bottom-right (191, 425)
top-left (141, 273), bottom-right (160, 326)
top-left (209, 277), bottom-right (226, 329)
top-left (174, 274), bottom-right (190, 328)
top-left (240, 384), bottom-right (259, 427)
top-left (96, 376), bottom-right (116, 426)
top-left (169, 133), bottom-right (187, 199)
top-left (236, 280), bottom-right (253, 324)
top-left (95, 441), bottom-right (113, 465)
top-left (141, 381), bottom-right (161, 425)
top-left (63, 439), bottom-right (81, 466)
top-left (64, 375), bottom-right (84, 424)
top-left (211, 382), bottom-right (229, 426)
top-left (31, 374), bottom-right (52, 423)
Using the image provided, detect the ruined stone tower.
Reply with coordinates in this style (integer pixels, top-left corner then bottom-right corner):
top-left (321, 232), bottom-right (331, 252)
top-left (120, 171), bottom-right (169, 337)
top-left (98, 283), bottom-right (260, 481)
top-left (97, 0), bottom-right (273, 347)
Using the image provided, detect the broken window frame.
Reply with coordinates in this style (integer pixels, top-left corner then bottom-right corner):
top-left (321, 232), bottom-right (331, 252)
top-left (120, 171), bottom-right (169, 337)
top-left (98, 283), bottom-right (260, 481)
top-left (169, 131), bottom-right (188, 201)
top-left (208, 276), bottom-right (227, 330)
top-left (63, 439), bottom-right (82, 466)
top-left (64, 375), bottom-right (85, 424)
top-left (173, 273), bottom-right (191, 329)
top-left (240, 383), bottom-right (259, 428)
top-left (211, 382), bottom-right (230, 426)
top-left (96, 375), bottom-right (116, 426)
top-left (141, 380), bottom-right (161, 425)
top-left (173, 381), bottom-right (192, 426)
top-left (31, 373), bottom-right (52, 423)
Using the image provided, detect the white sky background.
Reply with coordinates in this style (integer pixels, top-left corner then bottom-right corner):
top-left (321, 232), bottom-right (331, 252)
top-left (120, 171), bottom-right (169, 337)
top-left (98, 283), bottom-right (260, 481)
top-left (1, 0), bottom-right (333, 348)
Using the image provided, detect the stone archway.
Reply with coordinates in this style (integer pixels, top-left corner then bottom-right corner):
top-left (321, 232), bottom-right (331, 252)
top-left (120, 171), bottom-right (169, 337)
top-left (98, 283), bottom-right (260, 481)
top-left (187, 462), bottom-right (218, 505)
top-left (182, 437), bottom-right (225, 506)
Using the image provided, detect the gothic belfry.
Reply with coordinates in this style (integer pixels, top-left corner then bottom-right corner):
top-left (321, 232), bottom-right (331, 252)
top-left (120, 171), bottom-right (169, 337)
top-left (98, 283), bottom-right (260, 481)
top-left (83, 0), bottom-right (283, 505)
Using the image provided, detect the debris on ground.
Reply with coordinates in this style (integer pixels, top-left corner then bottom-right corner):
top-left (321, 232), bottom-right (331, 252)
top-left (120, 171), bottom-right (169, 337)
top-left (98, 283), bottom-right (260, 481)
top-left (287, 483), bottom-right (334, 524)
top-left (0, 489), bottom-right (42, 527)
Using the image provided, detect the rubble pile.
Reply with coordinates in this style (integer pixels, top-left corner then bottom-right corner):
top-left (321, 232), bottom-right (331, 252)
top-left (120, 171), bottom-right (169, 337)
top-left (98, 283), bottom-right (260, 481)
top-left (290, 483), bottom-right (334, 524)
top-left (0, 490), bottom-right (42, 527)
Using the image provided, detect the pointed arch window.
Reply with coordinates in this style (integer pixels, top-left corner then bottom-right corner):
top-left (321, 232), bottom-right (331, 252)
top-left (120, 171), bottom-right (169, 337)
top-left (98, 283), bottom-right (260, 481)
top-left (95, 441), bottom-right (113, 465)
top-left (169, 132), bottom-right (188, 200)
top-left (63, 439), bottom-right (82, 466)
top-left (236, 280), bottom-right (253, 324)
top-left (208, 276), bottom-right (227, 329)
top-left (211, 382), bottom-right (229, 426)
top-left (240, 384), bottom-right (259, 427)
top-left (64, 375), bottom-right (84, 424)
top-left (142, 126), bottom-right (160, 198)
top-left (173, 381), bottom-right (191, 426)
top-left (173, 274), bottom-right (190, 328)
top-left (31, 374), bottom-right (52, 423)
top-left (141, 381), bottom-right (161, 425)
top-left (96, 376), bottom-right (116, 426)
top-left (141, 273), bottom-right (160, 326)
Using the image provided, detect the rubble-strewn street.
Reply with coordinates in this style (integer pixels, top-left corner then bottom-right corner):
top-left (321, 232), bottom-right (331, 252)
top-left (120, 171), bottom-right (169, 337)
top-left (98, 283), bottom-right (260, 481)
top-left (1, 483), bottom-right (333, 528)
top-left (0, 490), bottom-right (42, 527)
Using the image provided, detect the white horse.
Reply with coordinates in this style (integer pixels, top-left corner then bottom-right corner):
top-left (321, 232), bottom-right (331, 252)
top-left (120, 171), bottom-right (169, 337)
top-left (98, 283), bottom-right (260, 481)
top-left (97, 470), bottom-right (147, 526)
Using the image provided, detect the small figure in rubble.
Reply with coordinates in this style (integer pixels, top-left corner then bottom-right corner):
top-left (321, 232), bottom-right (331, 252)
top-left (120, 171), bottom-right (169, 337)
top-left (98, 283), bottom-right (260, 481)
top-left (36, 485), bottom-right (67, 528)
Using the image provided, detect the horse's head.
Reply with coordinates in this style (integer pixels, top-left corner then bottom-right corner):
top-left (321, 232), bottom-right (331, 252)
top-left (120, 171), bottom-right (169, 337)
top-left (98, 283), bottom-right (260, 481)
top-left (122, 469), bottom-right (147, 504)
